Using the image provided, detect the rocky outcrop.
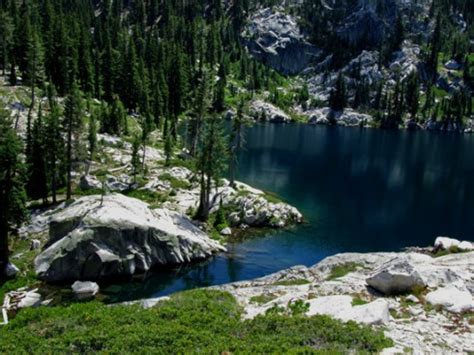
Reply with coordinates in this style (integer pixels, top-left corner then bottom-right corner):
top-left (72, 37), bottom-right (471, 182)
top-left (172, 179), bottom-right (303, 230)
top-left (249, 100), bottom-right (291, 123)
top-left (201, 243), bottom-right (474, 353)
top-left (243, 8), bottom-right (321, 75)
top-left (34, 194), bottom-right (225, 282)
top-left (307, 107), bottom-right (373, 127)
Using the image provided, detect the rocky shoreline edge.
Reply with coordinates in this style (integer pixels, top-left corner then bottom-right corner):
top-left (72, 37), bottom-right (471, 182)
top-left (126, 237), bottom-right (474, 354)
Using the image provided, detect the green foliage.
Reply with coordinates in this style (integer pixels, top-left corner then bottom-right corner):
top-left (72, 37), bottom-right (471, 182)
top-left (250, 294), bottom-right (278, 305)
top-left (351, 297), bottom-right (369, 306)
top-left (327, 263), bottom-right (362, 280)
top-left (0, 289), bottom-right (393, 353)
top-left (288, 299), bottom-right (310, 316)
top-left (159, 173), bottom-right (191, 190)
top-left (124, 190), bottom-right (168, 208)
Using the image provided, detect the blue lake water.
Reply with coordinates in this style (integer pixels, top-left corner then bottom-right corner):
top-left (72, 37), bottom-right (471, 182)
top-left (109, 124), bottom-right (474, 301)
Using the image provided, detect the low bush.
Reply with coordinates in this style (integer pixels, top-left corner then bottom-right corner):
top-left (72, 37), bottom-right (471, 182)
top-left (0, 289), bottom-right (393, 353)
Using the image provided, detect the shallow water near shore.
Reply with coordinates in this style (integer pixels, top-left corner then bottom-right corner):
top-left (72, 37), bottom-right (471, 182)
top-left (107, 123), bottom-right (474, 302)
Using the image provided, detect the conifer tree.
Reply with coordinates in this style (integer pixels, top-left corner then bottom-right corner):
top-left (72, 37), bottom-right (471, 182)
top-left (63, 82), bottom-right (83, 200)
top-left (229, 98), bottom-right (248, 188)
top-left (131, 134), bottom-right (141, 184)
top-left (44, 86), bottom-right (63, 204)
top-left (190, 68), bottom-right (211, 156)
top-left (0, 108), bottom-right (27, 277)
top-left (329, 72), bottom-right (347, 112)
top-left (26, 105), bottom-right (48, 203)
top-left (88, 111), bottom-right (97, 161)
top-left (196, 115), bottom-right (227, 222)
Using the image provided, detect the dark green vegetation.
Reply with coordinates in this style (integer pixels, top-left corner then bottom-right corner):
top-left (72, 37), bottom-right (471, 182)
top-left (0, 289), bottom-right (393, 353)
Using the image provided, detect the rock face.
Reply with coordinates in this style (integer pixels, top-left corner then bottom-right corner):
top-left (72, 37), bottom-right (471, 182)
top-left (243, 8), bottom-right (320, 75)
top-left (366, 257), bottom-right (426, 295)
top-left (249, 100), bottom-right (291, 123)
top-left (35, 194), bottom-right (225, 282)
top-left (307, 107), bottom-right (373, 127)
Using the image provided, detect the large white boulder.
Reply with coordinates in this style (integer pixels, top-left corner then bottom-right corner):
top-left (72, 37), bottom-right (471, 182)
top-left (35, 194), bottom-right (225, 282)
top-left (434, 237), bottom-right (473, 251)
top-left (366, 257), bottom-right (425, 295)
top-left (425, 285), bottom-right (474, 313)
top-left (307, 295), bottom-right (390, 325)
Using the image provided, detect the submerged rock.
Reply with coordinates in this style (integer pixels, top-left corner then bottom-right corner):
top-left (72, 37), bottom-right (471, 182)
top-left (35, 194), bottom-right (225, 282)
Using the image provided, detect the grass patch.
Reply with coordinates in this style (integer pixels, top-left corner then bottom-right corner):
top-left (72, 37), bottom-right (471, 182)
top-left (250, 294), bottom-right (278, 305)
top-left (0, 289), bottom-right (393, 353)
top-left (327, 263), bottom-right (362, 281)
top-left (123, 190), bottom-right (168, 208)
top-left (432, 245), bottom-right (468, 258)
top-left (273, 279), bottom-right (310, 286)
top-left (159, 173), bottom-right (191, 190)
top-left (263, 191), bottom-right (284, 204)
top-left (0, 238), bottom-right (40, 301)
top-left (351, 297), bottom-right (368, 307)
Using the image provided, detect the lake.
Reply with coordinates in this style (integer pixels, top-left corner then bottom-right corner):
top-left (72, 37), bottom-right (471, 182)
top-left (107, 124), bottom-right (474, 302)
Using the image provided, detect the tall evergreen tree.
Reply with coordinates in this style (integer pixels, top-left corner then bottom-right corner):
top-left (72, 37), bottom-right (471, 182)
top-left (0, 108), bottom-right (27, 277)
top-left (63, 82), bottom-right (83, 200)
top-left (196, 115), bottom-right (227, 222)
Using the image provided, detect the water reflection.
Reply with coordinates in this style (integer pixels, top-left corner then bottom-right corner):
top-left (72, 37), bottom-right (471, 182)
top-left (107, 124), bottom-right (474, 302)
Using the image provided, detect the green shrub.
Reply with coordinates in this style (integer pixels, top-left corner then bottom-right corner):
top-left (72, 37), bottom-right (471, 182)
top-left (0, 289), bottom-right (393, 353)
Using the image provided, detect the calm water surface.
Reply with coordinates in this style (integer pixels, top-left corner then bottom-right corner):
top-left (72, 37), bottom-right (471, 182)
top-left (108, 124), bottom-right (474, 301)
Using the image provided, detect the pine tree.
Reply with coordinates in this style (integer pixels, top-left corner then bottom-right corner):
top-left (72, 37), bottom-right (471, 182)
top-left (213, 59), bottom-right (226, 112)
top-left (0, 108), bottom-right (27, 277)
top-left (88, 111), bottom-right (97, 161)
top-left (131, 134), bottom-right (141, 184)
top-left (405, 72), bottom-right (420, 120)
top-left (329, 72), bottom-right (347, 112)
top-left (0, 11), bottom-right (13, 76)
top-left (63, 82), bottom-right (83, 200)
top-left (44, 85), bottom-right (63, 204)
top-left (26, 105), bottom-right (48, 203)
top-left (229, 98), bottom-right (248, 187)
top-left (196, 115), bottom-right (227, 222)
top-left (428, 12), bottom-right (442, 81)
top-left (190, 68), bottom-right (211, 156)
